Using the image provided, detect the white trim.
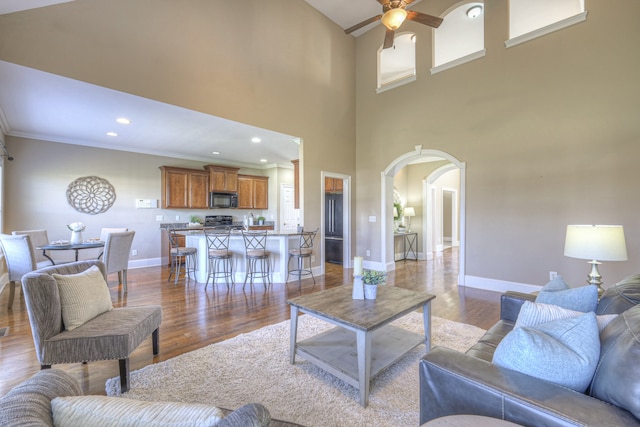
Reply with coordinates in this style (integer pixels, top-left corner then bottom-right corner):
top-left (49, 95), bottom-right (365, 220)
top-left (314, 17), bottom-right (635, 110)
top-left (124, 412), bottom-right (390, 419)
top-left (465, 275), bottom-right (542, 294)
top-left (376, 74), bottom-right (417, 94)
top-left (430, 49), bottom-right (486, 75)
top-left (382, 146), bottom-right (466, 283)
top-left (505, 11), bottom-right (588, 49)
top-left (128, 257), bottom-right (162, 269)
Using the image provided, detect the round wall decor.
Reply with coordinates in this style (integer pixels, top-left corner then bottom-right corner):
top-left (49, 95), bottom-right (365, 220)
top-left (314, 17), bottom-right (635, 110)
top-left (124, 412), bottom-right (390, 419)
top-left (66, 176), bottom-right (116, 215)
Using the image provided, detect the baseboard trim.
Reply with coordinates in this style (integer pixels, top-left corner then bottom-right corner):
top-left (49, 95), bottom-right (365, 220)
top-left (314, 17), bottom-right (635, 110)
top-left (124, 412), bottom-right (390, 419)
top-left (464, 275), bottom-right (541, 294)
top-left (128, 258), bottom-right (162, 269)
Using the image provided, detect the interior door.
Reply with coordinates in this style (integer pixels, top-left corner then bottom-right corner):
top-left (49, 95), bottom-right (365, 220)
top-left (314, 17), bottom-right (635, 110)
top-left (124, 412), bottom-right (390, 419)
top-left (280, 184), bottom-right (298, 233)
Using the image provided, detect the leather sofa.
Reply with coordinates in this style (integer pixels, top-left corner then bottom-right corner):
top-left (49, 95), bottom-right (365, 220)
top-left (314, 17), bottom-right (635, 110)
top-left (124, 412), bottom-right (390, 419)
top-left (419, 275), bottom-right (640, 426)
top-left (0, 369), bottom-right (302, 427)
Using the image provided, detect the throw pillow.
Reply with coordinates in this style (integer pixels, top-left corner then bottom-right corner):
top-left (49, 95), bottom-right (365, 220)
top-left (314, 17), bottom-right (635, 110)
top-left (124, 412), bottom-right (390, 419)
top-left (51, 396), bottom-right (224, 427)
top-left (493, 312), bottom-right (600, 392)
top-left (516, 301), bottom-right (618, 332)
top-left (53, 266), bottom-right (113, 331)
top-left (535, 277), bottom-right (598, 312)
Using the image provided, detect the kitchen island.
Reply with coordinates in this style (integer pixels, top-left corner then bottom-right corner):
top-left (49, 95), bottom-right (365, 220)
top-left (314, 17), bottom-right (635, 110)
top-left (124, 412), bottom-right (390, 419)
top-left (184, 231), bottom-right (306, 284)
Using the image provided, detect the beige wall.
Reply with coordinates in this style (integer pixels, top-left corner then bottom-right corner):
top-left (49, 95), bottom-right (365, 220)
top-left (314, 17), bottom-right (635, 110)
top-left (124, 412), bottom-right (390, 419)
top-left (0, 0), bottom-right (356, 267)
top-left (355, 0), bottom-right (640, 288)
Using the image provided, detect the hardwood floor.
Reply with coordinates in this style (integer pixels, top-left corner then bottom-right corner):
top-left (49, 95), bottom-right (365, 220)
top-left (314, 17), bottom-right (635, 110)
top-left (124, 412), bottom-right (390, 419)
top-left (0, 248), bottom-right (501, 396)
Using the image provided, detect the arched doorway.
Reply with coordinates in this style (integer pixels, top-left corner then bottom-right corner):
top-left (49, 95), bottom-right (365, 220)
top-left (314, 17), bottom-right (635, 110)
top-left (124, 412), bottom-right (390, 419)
top-left (381, 146), bottom-right (466, 285)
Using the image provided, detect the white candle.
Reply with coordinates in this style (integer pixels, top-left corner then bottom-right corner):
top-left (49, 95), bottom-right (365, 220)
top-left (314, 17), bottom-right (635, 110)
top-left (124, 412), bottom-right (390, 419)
top-left (354, 256), bottom-right (363, 276)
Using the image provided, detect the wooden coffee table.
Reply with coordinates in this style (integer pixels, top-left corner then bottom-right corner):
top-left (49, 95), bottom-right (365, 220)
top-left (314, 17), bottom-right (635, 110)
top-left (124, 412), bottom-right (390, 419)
top-left (287, 285), bottom-right (435, 407)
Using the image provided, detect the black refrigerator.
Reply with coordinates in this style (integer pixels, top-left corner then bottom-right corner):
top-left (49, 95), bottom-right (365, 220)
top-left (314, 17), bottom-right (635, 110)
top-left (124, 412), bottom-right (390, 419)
top-left (325, 193), bottom-right (343, 264)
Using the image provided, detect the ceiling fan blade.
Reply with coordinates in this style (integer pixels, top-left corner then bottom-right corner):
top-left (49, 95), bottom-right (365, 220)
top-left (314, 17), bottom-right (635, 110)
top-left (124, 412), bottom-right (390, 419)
top-left (376, 0), bottom-right (390, 5)
top-left (383, 28), bottom-right (395, 49)
top-left (345, 14), bottom-right (383, 34)
top-left (406, 10), bottom-right (443, 28)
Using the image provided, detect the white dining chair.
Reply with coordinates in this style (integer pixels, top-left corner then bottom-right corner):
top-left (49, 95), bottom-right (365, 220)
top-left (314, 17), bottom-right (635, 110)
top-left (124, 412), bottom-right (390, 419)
top-left (102, 231), bottom-right (135, 292)
top-left (97, 227), bottom-right (128, 259)
top-left (0, 234), bottom-right (38, 309)
top-left (11, 229), bottom-right (52, 266)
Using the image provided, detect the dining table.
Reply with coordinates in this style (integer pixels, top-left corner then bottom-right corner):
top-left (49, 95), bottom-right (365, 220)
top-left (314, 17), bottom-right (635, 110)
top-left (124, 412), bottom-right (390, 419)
top-left (36, 241), bottom-right (105, 265)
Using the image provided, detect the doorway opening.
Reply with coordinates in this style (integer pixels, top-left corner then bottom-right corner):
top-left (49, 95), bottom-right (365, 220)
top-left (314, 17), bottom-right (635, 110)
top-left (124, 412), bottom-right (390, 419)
top-left (382, 146), bottom-right (466, 285)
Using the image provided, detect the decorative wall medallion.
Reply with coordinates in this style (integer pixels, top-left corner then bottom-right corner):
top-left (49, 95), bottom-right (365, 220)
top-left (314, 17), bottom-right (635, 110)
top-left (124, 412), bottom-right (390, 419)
top-left (66, 176), bottom-right (116, 215)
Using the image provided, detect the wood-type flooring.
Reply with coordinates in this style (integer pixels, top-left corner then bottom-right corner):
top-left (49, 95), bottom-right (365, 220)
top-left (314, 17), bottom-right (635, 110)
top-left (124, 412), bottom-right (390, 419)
top-left (0, 248), bottom-right (500, 396)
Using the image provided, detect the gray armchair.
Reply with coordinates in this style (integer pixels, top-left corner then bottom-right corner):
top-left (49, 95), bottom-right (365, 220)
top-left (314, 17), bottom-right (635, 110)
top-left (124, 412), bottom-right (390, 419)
top-left (21, 260), bottom-right (162, 393)
top-left (102, 230), bottom-right (135, 292)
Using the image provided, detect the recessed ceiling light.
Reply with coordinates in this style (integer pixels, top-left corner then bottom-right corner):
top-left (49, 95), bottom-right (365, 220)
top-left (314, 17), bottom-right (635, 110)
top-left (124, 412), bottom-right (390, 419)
top-left (116, 117), bottom-right (131, 125)
top-left (106, 131), bottom-right (118, 137)
top-left (466, 5), bottom-right (483, 18)
top-left (251, 137), bottom-right (261, 143)
top-left (212, 151), bottom-right (220, 155)
top-left (260, 159), bottom-right (267, 163)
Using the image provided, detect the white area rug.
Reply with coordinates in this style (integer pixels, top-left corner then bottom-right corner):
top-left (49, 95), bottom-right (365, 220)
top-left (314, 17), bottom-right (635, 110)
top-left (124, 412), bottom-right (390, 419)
top-left (106, 313), bottom-right (485, 427)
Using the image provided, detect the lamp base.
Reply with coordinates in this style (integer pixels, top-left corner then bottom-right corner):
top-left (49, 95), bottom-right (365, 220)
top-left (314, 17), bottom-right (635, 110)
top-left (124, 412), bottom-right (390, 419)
top-left (587, 260), bottom-right (605, 296)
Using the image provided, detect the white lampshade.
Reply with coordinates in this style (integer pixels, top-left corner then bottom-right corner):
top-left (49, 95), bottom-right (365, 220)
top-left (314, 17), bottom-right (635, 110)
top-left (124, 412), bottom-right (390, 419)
top-left (381, 8), bottom-right (407, 30)
top-left (404, 207), bottom-right (416, 217)
top-left (564, 225), bottom-right (628, 261)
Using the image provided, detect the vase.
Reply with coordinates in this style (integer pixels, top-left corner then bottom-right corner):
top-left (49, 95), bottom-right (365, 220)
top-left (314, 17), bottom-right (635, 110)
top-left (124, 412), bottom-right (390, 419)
top-left (70, 231), bottom-right (83, 245)
top-left (352, 275), bottom-right (364, 300)
top-left (364, 284), bottom-right (378, 300)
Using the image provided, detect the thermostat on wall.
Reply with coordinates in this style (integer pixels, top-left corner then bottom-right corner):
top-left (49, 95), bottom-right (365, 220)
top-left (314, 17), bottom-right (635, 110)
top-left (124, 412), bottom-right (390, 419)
top-left (135, 199), bottom-right (158, 209)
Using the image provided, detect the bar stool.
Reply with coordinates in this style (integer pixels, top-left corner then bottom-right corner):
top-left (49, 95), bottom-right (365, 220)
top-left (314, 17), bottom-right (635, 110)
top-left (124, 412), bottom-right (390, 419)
top-left (242, 230), bottom-right (271, 290)
top-left (204, 227), bottom-right (234, 290)
top-left (166, 225), bottom-right (197, 285)
top-left (287, 228), bottom-right (318, 289)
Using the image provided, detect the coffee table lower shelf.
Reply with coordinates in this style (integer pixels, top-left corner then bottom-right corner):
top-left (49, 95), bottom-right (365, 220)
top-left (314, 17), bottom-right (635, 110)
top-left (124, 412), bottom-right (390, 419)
top-left (294, 324), bottom-right (424, 390)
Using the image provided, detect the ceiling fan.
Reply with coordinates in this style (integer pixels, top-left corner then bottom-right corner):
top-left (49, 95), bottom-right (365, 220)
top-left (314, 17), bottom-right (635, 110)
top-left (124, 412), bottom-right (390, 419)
top-left (344, 0), bottom-right (443, 49)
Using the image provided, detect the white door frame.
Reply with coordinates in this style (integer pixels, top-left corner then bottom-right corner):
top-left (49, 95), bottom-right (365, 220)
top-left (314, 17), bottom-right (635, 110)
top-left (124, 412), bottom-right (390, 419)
top-left (320, 172), bottom-right (352, 275)
top-left (382, 146), bottom-right (466, 285)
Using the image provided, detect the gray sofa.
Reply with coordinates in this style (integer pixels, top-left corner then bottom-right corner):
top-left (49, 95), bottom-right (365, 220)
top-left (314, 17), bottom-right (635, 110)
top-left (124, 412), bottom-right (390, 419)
top-left (0, 369), bottom-right (304, 426)
top-left (420, 275), bottom-right (640, 426)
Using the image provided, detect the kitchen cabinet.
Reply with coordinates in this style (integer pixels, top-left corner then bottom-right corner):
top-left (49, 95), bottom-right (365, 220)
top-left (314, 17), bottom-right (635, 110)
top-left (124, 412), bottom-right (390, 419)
top-left (292, 159), bottom-right (299, 209)
top-left (325, 177), bottom-right (343, 193)
top-left (238, 174), bottom-right (269, 209)
top-left (159, 166), bottom-right (210, 209)
top-left (205, 164), bottom-right (239, 193)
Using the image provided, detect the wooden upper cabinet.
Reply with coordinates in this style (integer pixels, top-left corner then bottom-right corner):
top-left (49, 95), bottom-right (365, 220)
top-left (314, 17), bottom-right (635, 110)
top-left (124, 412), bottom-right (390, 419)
top-left (238, 174), bottom-right (269, 209)
top-left (292, 159), bottom-right (299, 209)
top-left (205, 165), bottom-right (239, 193)
top-left (325, 177), bottom-right (343, 193)
top-left (160, 166), bottom-right (210, 209)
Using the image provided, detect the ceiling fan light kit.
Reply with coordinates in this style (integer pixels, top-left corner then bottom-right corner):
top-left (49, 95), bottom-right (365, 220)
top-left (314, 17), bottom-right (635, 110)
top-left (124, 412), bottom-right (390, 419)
top-left (466, 5), bottom-right (483, 19)
top-left (344, 0), bottom-right (444, 50)
top-left (381, 8), bottom-right (407, 30)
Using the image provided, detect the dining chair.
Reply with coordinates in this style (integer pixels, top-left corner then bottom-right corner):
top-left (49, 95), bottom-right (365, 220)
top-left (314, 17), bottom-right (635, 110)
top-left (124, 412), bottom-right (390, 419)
top-left (204, 228), bottom-right (234, 290)
top-left (11, 229), bottom-right (52, 266)
top-left (287, 228), bottom-right (319, 289)
top-left (242, 230), bottom-right (271, 290)
top-left (97, 227), bottom-right (128, 259)
top-left (165, 225), bottom-right (197, 285)
top-left (0, 234), bottom-right (39, 309)
top-left (102, 230), bottom-right (135, 292)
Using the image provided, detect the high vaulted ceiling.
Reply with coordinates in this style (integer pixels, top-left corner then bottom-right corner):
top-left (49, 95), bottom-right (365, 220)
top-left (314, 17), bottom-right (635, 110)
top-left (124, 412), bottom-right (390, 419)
top-left (0, 0), bottom-right (413, 167)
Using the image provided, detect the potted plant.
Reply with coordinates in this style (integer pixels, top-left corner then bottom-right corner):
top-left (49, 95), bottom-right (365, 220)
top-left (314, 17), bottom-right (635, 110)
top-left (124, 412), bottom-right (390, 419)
top-left (188, 215), bottom-right (201, 227)
top-left (257, 216), bottom-right (266, 225)
top-left (362, 269), bottom-right (386, 300)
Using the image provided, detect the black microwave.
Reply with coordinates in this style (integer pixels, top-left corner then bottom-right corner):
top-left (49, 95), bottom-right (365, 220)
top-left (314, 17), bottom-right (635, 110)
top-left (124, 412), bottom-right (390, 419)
top-left (209, 192), bottom-right (238, 209)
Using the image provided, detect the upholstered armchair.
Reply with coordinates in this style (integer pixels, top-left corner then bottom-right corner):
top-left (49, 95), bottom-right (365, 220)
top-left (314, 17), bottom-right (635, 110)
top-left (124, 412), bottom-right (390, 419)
top-left (21, 260), bottom-right (162, 393)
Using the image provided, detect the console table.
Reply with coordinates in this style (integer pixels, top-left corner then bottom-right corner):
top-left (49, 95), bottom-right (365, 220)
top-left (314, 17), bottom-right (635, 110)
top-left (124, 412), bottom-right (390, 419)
top-left (394, 232), bottom-right (418, 261)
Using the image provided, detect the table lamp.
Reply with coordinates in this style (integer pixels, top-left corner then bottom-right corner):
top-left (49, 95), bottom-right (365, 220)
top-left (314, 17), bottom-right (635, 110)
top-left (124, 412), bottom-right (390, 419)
top-left (564, 224), bottom-right (628, 293)
top-left (404, 207), bottom-right (415, 232)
